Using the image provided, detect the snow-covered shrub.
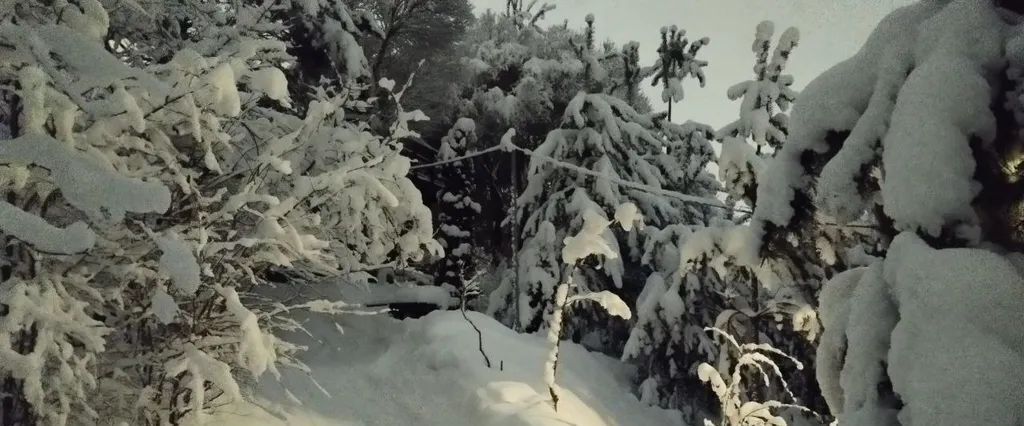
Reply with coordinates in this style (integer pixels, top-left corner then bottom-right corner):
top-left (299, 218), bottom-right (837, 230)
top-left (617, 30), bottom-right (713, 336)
top-left (0, 4), bottom-right (171, 422)
top-left (698, 328), bottom-right (808, 426)
top-left (0, 2), bottom-right (438, 424)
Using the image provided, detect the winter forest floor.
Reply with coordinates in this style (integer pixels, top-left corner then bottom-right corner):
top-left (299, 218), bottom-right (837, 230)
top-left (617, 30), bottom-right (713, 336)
top-left (212, 307), bottom-right (681, 426)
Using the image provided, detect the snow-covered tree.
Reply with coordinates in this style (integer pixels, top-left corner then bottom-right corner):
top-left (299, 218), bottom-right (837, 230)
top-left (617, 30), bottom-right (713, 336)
top-left (0, 2), bottom-right (439, 424)
top-left (620, 117), bottom-right (729, 414)
top-left (622, 21), bottom-right (831, 419)
top-left (544, 206), bottom-right (633, 411)
top-left (494, 18), bottom-right (720, 358)
top-left (428, 6), bottom-right (591, 266)
top-left (435, 118), bottom-right (483, 296)
top-left (104, 0), bottom-right (384, 107)
top-left (718, 21), bottom-right (797, 153)
top-left (712, 19), bottom-right (826, 354)
top-left (346, 0), bottom-right (475, 123)
top-left (747, 1), bottom-right (1024, 424)
top-left (651, 24), bottom-right (709, 120)
top-left (420, 10), bottom-right (660, 326)
top-left (715, 20), bottom-right (797, 208)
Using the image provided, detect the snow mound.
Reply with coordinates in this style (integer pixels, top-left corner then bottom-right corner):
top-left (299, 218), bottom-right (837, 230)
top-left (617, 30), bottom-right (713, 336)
top-left (214, 311), bottom-right (681, 425)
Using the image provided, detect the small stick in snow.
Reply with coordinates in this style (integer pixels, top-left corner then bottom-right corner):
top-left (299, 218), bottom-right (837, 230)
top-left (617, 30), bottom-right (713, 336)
top-left (460, 273), bottom-right (492, 368)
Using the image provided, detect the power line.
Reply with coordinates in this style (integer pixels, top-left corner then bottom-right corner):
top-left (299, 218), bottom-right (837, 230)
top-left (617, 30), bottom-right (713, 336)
top-left (508, 144), bottom-right (738, 212)
top-left (410, 139), bottom-right (740, 212)
top-left (410, 137), bottom-right (885, 231)
top-left (409, 145), bottom-right (506, 170)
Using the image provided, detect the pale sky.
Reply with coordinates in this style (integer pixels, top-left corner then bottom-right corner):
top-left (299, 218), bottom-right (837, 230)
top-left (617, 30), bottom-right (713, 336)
top-left (470, 0), bottom-right (914, 127)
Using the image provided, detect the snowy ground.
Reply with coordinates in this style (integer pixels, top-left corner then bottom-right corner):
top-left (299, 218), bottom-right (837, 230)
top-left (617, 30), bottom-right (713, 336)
top-left (211, 308), bottom-right (683, 426)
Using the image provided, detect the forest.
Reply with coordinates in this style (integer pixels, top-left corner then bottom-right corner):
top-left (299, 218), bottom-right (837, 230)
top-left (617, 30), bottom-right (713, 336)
top-left (0, 0), bottom-right (1022, 425)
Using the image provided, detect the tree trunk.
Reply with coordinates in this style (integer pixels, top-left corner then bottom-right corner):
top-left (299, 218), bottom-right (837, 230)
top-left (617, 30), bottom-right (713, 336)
top-left (370, 30), bottom-right (396, 86)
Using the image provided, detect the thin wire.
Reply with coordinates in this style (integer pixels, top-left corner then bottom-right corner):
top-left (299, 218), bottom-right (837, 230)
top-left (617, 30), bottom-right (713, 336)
top-left (509, 145), bottom-right (741, 212)
top-left (410, 141), bottom-right (742, 212)
top-left (411, 134), bottom-right (880, 234)
top-left (409, 145), bottom-right (505, 170)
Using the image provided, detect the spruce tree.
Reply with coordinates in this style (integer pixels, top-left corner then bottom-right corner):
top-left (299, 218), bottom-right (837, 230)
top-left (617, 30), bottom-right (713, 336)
top-left (651, 25), bottom-right (709, 121)
top-left (509, 18), bottom-right (716, 357)
top-left (757, 2), bottom-right (1024, 424)
top-left (622, 21), bottom-right (832, 419)
top-left (435, 118), bottom-right (483, 298)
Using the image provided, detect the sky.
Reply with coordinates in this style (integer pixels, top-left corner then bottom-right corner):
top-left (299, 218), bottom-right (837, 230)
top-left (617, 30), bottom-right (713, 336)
top-left (469, 0), bottom-right (915, 127)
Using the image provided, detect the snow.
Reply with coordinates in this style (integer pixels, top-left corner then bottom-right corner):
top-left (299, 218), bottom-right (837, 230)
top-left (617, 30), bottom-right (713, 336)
top-left (0, 276), bottom-right (108, 426)
top-left (166, 344), bottom-right (243, 424)
top-left (151, 287), bottom-right (179, 325)
top-left (717, 20), bottom-right (798, 147)
top-left (561, 209), bottom-right (617, 265)
top-left (814, 42), bottom-right (910, 223)
top-left (883, 233), bottom-right (1024, 426)
top-left (566, 291), bottom-right (631, 320)
top-left (718, 136), bottom-right (763, 202)
top-left (0, 134), bottom-right (171, 221)
top-left (824, 264), bottom-right (900, 426)
top-left (818, 232), bottom-right (1024, 426)
top-left (156, 232), bottom-right (202, 295)
top-left (249, 67), bottom-right (291, 106)
top-left (544, 277), bottom-right (571, 405)
top-left (514, 135), bottom-right (727, 210)
top-left (454, 117), bottom-right (477, 133)
top-left (0, 200), bottom-right (95, 254)
top-left (214, 311), bottom-right (683, 426)
top-left (378, 78), bottom-right (396, 92)
top-left (59, 0), bottom-right (109, 41)
top-left (337, 29), bottom-right (369, 78)
top-left (207, 62), bottom-right (242, 117)
top-left (752, 1), bottom-right (944, 229)
top-left (328, 279), bottom-right (459, 308)
top-left (880, 0), bottom-right (1003, 238)
top-left (218, 286), bottom-right (279, 379)
top-left (298, 1), bottom-right (371, 78)
top-left (613, 202), bottom-right (643, 232)
top-left (0, 132), bottom-right (170, 254)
